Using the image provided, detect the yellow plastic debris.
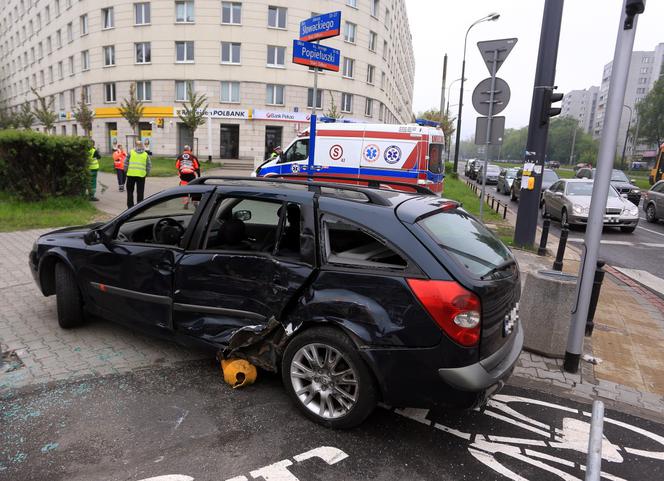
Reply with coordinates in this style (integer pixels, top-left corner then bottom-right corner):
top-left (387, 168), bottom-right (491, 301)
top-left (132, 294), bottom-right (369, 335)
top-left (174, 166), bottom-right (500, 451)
top-left (221, 358), bottom-right (257, 388)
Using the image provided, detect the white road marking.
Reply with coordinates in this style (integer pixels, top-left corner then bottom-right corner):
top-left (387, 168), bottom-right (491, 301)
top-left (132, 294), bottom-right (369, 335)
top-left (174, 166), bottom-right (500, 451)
top-left (138, 477), bottom-right (194, 481)
top-left (637, 224), bottom-right (664, 237)
top-left (250, 460), bottom-right (297, 481)
top-left (598, 240), bottom-right (633, 246)
top-left (641, 242), bottom-right (664, 248)
top-left (613, 267), bottom-right (664, 296)
top-left (293, 446), bottom-right (348, 465)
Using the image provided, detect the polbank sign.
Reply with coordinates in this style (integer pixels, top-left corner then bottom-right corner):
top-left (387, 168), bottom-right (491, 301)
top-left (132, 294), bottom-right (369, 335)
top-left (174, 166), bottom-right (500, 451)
top-left (174, 108), bottom-right (312, 122)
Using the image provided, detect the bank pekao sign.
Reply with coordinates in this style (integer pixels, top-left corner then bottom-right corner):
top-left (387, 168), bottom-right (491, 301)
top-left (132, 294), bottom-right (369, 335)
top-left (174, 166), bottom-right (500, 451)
top-left (174, 108), bottom-right (249, 119)
top-left (252, 110), bottom-right (311, 122)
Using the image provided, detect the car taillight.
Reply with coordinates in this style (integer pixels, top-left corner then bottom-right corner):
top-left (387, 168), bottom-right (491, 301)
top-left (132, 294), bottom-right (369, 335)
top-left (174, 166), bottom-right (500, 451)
top-left (407, 279), bottom-right (481, 347)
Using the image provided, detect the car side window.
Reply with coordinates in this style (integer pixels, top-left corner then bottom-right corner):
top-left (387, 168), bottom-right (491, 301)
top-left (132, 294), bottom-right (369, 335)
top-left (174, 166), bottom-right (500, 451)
top-left (280, 139), bottom-right (309, 164)
top-left (652, 182), bottom-right (664, 193)
top-left (114, 194), bottom-right (202, 246)
top-left (322, 216), bottom-right (407, 269)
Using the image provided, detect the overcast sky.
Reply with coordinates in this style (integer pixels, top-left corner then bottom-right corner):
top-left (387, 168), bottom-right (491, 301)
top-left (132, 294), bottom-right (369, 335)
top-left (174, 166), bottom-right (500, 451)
top-left (406, 0), bottom-right (663, 140)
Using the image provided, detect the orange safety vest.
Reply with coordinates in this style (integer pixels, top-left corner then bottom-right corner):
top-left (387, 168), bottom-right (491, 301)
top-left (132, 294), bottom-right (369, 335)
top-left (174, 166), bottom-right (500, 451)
top-left (176, 151), bottom-right (199, 175)
top-left (113, 150), bottom-right (127, 169)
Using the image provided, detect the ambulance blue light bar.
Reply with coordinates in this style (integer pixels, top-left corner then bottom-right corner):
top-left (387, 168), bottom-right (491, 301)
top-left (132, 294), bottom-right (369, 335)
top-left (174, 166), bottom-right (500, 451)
top-left (415, 118), bottom-right (440, 127)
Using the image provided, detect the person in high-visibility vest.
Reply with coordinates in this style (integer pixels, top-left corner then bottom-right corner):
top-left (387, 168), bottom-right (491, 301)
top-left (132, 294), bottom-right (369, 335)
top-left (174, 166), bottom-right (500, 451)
top-left (112, 144), bottom-right (127, 192)
top-left (123, 140), bottom-right (152, 208)
top-left (87, 140), bottom-right (102, 201)
top-left (175, 145), bottom-right (200, 186)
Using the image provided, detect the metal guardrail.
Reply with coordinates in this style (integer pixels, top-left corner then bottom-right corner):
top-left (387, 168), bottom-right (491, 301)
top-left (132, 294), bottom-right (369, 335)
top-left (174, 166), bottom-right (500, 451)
top-left (465, 179), bottom-right (508, 219)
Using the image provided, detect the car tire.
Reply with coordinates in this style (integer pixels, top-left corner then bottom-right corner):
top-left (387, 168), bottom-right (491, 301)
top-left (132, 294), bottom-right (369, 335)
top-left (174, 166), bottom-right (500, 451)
top-left (620, 226), bottom-right (636, 233)
top-left (510, 186), bottom-right (517, 202)
top-left (55, 263), bottom-right (85, 329)
top-left (646, 203), bottom-right (657, 223)
top-left (281, 326), bottom-right (377, 429)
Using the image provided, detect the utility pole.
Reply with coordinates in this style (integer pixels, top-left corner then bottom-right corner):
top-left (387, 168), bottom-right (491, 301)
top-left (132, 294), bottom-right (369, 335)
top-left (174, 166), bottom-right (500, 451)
top-left (440, 53), bottom-right (447, 118)
top-left (513, 0), bottom-right (565, 247)
top-left (569, 119), bottom-right (578, 165)
top-left (565, 0), bottom-right (645, 373)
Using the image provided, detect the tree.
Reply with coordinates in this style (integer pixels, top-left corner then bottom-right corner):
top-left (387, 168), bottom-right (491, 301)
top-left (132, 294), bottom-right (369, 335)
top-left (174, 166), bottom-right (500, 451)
top-left (16, 101), bottom-right (35, 130)
top-left (325, 92), bottom-right (344, 119)
top-left (31, 88), bottom-right (58, 132)
top-left (417, 108), bottom-right (456, 150)
top-left (72, 89), bottom-right (94, 136)
top-left (177, 90), bottom-right (209, 139)
top-left (119, 83), bottom-right (145, 135)
top-left (0, 108), bottom-right (16, 130)
top-left (635, 77), bottom-right (664, 146)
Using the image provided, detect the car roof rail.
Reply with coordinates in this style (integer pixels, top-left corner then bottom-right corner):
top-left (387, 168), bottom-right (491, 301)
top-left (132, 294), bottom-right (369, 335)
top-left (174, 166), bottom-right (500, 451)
top-left (270, 174), bottom-right (437, 196)
top-left (187, 175), bottom-right (405, 206)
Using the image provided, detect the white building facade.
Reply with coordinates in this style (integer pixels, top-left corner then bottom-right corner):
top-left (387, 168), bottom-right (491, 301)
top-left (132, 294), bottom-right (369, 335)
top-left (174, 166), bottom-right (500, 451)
top-left (0, 0), bottom-right (415, 161)
top-left (560, 86), bottom-right (598, 135)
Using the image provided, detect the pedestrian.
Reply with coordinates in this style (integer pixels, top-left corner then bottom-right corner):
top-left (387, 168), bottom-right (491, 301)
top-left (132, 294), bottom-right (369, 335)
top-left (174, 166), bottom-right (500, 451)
top-left (175, 145), bottom-right (200, 186)
top-left (88, 139), bottom-right (101, 201)
top-left (124, 140), bottom-right (151, 208)
top-left (112, 144), bottom-right (127, 192)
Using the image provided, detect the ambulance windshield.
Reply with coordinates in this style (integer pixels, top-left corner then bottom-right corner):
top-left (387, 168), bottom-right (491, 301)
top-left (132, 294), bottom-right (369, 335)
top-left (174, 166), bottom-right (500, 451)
top-left (429, 144), bottom-right (444, 174)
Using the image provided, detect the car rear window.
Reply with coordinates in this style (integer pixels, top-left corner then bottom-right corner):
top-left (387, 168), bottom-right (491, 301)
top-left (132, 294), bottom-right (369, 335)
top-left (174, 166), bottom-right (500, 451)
top-left (418, 209), bottom-right (513, 278)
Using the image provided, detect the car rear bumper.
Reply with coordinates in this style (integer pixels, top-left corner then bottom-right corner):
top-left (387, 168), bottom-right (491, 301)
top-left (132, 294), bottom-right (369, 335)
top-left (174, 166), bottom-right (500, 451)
top-left (360, 322), bottom-right (523, 409)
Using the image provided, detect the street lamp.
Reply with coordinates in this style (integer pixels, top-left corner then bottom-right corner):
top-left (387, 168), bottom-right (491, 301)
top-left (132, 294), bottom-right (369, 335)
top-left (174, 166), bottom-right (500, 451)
top-left (445, 78), bottom-right (465, 162)
top-left (620, 104), bottom-right (633, 170)
top-left (452, 12), bottom-right (500, 174)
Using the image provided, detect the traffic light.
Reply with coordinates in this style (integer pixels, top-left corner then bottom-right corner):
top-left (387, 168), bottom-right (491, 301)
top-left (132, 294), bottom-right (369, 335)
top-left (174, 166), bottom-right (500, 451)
top-left (540, 88), bottom-right (564, 126)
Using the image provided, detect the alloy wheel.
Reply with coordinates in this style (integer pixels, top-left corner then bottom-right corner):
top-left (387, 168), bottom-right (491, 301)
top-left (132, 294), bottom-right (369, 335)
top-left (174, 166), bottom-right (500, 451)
top-left (290, 343), bottom-right (359, 419)
top-left (646, 204), bottom-right (656, 222)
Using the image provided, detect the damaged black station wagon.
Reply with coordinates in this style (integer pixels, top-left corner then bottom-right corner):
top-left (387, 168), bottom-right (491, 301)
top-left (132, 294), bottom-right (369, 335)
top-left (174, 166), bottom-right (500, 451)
top-left (29, 177), bottom-right (522, 428)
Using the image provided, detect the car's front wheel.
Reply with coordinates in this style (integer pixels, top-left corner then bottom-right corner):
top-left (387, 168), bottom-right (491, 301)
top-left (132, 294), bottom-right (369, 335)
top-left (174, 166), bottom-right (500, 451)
top-left (510, 186), bottom-right (517, 201)
top-left (55, 263), bottom-right (85, 329)
top-left (282, 327), bottom-right (377, 429)
top-left (646, 203), bottom-right (657, 223)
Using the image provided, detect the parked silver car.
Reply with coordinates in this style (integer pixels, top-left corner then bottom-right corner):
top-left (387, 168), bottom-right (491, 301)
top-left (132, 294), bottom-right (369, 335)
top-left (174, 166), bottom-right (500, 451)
top-left (643, 180), bottom-right (664, 223)
top-left (477, 163), bottom-right (502, 185)
top-left (541, 179), bottom-right (640, 233)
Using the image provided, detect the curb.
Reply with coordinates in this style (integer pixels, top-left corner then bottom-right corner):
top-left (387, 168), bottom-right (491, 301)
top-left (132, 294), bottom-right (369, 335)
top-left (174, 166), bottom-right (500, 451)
top-left (604, 264), bottom-right (664, 310)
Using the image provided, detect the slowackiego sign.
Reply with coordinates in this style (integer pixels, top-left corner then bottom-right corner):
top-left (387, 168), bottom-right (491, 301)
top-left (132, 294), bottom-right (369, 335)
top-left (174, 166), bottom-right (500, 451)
top-left (299, 11), bottom-right (341, 42)
top-left (292, 40), bottom-right (340, 72)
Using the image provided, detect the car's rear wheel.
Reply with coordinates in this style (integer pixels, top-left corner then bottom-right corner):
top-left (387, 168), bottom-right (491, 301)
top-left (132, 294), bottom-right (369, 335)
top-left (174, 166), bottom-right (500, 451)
top-left (646, 203), bottom-right (657, 223)
top-left (55, 263), bottom-right (85, 329)
top-left (620, 226), bottom-right (636, 233)
top-left (282, 327), bottom-right (377, 429)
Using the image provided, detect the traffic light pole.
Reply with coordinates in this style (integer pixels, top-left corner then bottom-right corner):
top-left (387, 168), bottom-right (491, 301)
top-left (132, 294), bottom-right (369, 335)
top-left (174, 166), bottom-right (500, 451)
top-left (513, 0), bottom-right (564, 247)
top-left (564, 0), bottom-right (645, 373)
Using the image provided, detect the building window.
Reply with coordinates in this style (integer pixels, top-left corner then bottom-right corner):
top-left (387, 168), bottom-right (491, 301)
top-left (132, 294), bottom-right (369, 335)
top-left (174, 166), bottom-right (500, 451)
top-left (640, 67), bottom-right (649, 74)
top-left (637, 87), bottom-right (646, 94)
top-left (344, 22), bottom-right (356, 43)
top-left (80, 14), bottom-right (88, 35)
top-left (267, 45), bottom-right (285, 67)
top-left (70, 89), bottom-right (76, 107)
top-left (175, 80), bottom-right (194, 101)
top-left (176, 41), bottom-right (195, 62)
top-left (347, 0), bottom-right (357, 7)
top-left (83, 85), bottom-right (91, 104)
top-left (642, 56), bottom-right (652, 63)
top-left (307, 88), bottom-right (322, 109)
top-left (55, 0), bottom-right (60, 16)
top-left (175, 1), bottom-right (194, 22)
top-left (81, 50), bottom-right (90, 70)
top-left (221, 42), bottom-right (241, 64)
top-left (67, 22), bottom-right (73, 42)
top-left (371, 0), bottom-right (379, 17)
top-left (135, 2), bottom-right (151, 25)
top-left (342, 57), bottom-right (354, 78)
top-left (638, 77), bottom-right (648, 84)
top-left (56, 30), bottom-right (62, 48)
top-left (36, 13), bottom-right (42, 30)
top-left (221, 81), bottom-right (240, 102)
top-left (58, 92), bottom-right (65, 110)
top-left (341, 93), bottom-right (352, 113)
top-left (366, 65), bottom-right (375, 84)
top-left (266, 84), bottom-right (284, 105)
top-left (57, 61), bottom-right (63, 79)
top-left (383, 40), bottom-right (388, 60)
top-left (39, 71), bottom-right (44, 86)
top-left (369, 31), bottom-right (377, 52)
top-left (222, 2), bottom-right (242, 24)
top-left (268, 6), bottom-right (286, 29)
top-left (48, 66), bottom-right (53, 83)
top-left (46, 36), bottom-right (52, 53)
top-left (103, 45), bottom-right (116, 67)
top-left (45, 5), bottom-right (51, 23)
top-left (136, 81), bottom-right (152, 101)
top-left (365, 98), bottom-right (373, 117)
top-left (135, 42), bottom-right (151, 63)
top-left (102, 7), bottom-right (114, 29)
top-left (38, 42), bottom-right (43, 59)
top-left (104, 82), bottom-right (116, 102)
top-left (380, 71), bottom-right (385, 90)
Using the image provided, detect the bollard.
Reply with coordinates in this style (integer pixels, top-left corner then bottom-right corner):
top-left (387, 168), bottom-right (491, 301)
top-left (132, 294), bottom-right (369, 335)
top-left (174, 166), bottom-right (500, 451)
top-left (491, 197), bottom-right (495, 209)
top-left (585, 400), bottom-right (605, 481)
top-left (538, 214), bottom-right (551, 256)
top-left (503, 203), bottom-right (508, 219)
top-left (585, 260), bottom-right (606, 336)
top-left (552, 223), bottom-right (569, 271)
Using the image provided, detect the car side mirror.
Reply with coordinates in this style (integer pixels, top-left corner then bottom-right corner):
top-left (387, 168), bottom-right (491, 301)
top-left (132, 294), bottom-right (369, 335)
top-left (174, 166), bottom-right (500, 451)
top-left (233, 210), bottom-right (252, 221)
top-left (554, 192), bottom-right (563, 197)
top-left (84, 228), bottom-right (110, 246)
top-left (630, 178), bottom-right (636, 184)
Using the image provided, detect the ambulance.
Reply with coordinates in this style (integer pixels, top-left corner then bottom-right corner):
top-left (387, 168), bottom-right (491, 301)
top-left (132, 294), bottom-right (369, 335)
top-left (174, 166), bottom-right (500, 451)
top-left (254, 121), bottom-right (446, 193)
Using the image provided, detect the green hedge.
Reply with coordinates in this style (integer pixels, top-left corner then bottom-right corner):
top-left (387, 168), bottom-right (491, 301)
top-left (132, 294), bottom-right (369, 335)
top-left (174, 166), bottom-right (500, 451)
top-left (0, 130), bottom-right (91, 201)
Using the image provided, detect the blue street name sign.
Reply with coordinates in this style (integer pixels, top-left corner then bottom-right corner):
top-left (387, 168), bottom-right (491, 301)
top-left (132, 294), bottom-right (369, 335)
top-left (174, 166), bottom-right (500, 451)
top-left (292, 40), bottom-right (340, 72)
top-left (299, 11), bottom-right (341, 42)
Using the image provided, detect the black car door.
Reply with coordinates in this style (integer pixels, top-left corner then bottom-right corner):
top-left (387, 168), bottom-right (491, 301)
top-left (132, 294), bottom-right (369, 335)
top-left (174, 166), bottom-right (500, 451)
top-left (79, 187), bottom-right (212, 330)
top-left (172, 190), bottom-right (316, 346)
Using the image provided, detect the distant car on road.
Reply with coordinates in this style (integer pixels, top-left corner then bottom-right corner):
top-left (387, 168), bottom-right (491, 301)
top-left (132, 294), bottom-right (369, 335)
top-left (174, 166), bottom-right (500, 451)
top-left (511, 168), bottom-right (560, 205)
top-left (477, 163), bottom-right (501, 185)
top-left (575, 168), bottom-right (641, 205)
top-left (496, 168), bottom-right (518, 195)
top-left (464, 159), bottom-right (478, 179)
top-left (546, 160), bottom-right (560, 169)
top-left (541, 178), bottom-right (640, 233)
top-left (643, 180), bottom-right (664, 223)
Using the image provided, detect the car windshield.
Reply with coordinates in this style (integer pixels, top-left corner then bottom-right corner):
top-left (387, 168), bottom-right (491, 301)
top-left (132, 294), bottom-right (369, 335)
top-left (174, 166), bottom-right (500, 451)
top-left (418, 209), bottom-right (513, 278)
top-left (566, 182), bottom-right (618, 197)
top-left (506, 168), bottom-right (518, 178)
top-left (543, 170), bottom-right (559, 182)
top-left (487, 165), bottom-right (501, 174)
top-left (611, 170), bottom-right (629, 182)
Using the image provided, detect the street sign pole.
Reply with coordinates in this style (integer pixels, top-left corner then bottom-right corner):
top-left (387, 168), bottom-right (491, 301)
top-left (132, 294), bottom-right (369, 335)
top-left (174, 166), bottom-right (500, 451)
top-left (479, 48), bottom-right (499, 221)
top-left (308, 40), bottom-right (319, 180)
top-left (564, 0), bottom-right (645, 373)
